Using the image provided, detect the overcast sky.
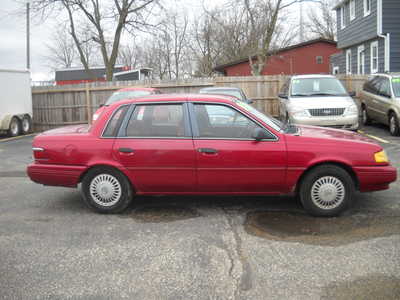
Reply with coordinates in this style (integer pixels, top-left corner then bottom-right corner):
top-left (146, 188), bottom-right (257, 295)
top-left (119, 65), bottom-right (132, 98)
top-left (0, 0), bottom-right (313, 82)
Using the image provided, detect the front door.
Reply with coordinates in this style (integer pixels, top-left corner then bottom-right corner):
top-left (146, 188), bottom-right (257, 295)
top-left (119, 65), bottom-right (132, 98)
top-left (190, 102), bottom-right (287, 193)
top-left (112, 102), bottom-right (196, 193)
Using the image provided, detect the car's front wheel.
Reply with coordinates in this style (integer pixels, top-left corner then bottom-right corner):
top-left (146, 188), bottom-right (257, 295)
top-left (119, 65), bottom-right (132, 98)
top-left (389, 113), bottom-right (400, 136)
top-left (299, 165), bottom-right (354, 217)
top-left (81, 167), bottom-right (133, 213)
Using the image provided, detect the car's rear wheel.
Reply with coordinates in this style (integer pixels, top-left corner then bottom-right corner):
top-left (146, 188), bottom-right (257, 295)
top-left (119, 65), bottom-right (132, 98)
top-left (21, 115), bottom-right (32, 134)
top-left (81, 167), bottom-right (133, 213)
top-left (8, 117), bottom-right (21, 137)
top-left (361, 104), bottom-right (371, 125)
top-left (389, 113), bottom-right (400, 136)
top-left (299, 165), bottom-right (354, 217)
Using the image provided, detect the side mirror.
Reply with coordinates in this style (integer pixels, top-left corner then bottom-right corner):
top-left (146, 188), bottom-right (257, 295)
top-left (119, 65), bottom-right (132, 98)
top-left (348, 91), bottom-right (356, 97)
top-left (278, 93), bottom-right (288, 99)
top-left (252, 127), bottom-right (275, 141)
top-left (245, 99), bottom-right (254, 104)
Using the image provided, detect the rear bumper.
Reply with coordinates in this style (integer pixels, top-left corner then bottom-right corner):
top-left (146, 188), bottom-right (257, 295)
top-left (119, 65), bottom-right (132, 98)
top-left (27, 163), bottom-right (86, 187)
top-left (354, 166), bottom-right (397, 192)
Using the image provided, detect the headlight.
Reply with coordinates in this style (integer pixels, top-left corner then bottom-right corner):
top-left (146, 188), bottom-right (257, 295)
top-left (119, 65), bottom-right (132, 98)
top-left (93, 113), bottom-right (99, 121)
top-left (374, 150), bottom-right (389, 163)
top-left (344, 104), bottom-right (358, 116)
top-left (289, 106), bottom-right (309, 118)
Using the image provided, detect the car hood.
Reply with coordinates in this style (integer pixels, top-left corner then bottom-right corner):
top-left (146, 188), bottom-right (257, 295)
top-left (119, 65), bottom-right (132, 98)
top-left (297, 125), bottom-right (374, 144)
top-left (288, 96), bottom-right (355, 108)
top-left (40, 124), bottom-right (90, 136)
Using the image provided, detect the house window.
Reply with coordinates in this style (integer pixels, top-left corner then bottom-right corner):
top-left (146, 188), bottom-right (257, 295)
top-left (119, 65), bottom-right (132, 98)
top-left (346, 49), bottom-right (352, 75)
top-left (332, 66), bottom-right (339, 75)
top-left (370, 41), bottom-right (379, 73)
top-left (358, 45), bottom-right (365, 75)
top-left (364, 0), bottom-right (371, 16)
top-left (340, 5), bottom-right (346, 29)
top-left (316, 56), bottom-right (323, 64)
top-left (350, 0), bottom-right (356, 21)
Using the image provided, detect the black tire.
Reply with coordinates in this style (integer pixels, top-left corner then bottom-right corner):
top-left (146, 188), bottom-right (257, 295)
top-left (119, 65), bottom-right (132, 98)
top-left (299, 165), bottom-right (355, 217)
top-left (21, 115), bottom-right (32, 135)
top-left (361, 104), bottom-right (371, 126)
top-left (389, 113), bottom-right (400, 136)
top-left (8, 117), bottom-right (21, 137)
top-left (81, 167), bottom-right (133, 214)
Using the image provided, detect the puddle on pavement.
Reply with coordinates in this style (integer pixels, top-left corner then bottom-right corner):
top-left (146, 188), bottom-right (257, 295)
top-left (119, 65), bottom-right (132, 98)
top-left (321, 274), bottom-right (400, 300)
top-left (121, 205), bottom-right (201, 223)
top-left (245, 211), bottom-right (400, 246)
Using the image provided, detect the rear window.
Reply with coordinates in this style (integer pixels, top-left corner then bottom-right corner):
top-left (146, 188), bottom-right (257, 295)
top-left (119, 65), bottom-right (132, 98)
top-left (102, 105), bottom-right (129, 137)
top-left (105, 90), bottom-right (153, 105)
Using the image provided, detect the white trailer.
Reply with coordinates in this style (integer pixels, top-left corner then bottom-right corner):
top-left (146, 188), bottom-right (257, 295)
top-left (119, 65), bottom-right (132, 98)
top-left (0, 69), bottom-right (33, 136)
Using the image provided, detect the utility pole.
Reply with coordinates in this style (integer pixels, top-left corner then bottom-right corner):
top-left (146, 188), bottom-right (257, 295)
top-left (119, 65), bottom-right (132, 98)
top-left (26, 1), bottom-right (30, 70)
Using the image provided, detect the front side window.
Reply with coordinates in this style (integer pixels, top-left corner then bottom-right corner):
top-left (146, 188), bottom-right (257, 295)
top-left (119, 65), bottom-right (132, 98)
top-left (379, 78), bottom-right (392, 98)
top-left (364, 0), bottom-right (371, 16)
top-left (346, 49), bottom-right (352, 75)
top-left (124, 104), bottom-right (185, 137)
top-left (370, 41), bottom-right (379, 73)
top-left (290, 78), bottom-right (347, 97)
top-left (194, 104), bottom-right (263, 139)
top-left (349, 0), bottom-right (355, 20)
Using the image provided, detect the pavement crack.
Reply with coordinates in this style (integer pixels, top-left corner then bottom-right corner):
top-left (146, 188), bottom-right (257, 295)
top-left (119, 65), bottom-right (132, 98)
top-left (220, 206), bottom-right (252, 299)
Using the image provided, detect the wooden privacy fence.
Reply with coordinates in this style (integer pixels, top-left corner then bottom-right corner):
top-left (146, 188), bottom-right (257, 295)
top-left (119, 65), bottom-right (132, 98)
top-left (31, 74), bottom-right (368, 131)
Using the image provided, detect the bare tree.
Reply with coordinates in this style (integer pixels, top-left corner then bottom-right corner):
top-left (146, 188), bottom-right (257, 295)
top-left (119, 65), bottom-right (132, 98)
top-left (32, 0), bottom-right (159, 80)
top-left (307, 0), bottom-right (336, 40)
top-left (44, 24), bottom-right (76, 68)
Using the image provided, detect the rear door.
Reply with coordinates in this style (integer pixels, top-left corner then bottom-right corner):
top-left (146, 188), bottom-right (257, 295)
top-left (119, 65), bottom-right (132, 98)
top-left (189, 102), bottom-right (287, 193)
top-left (375, 77), bottom-right (393, 124)
top-left (112, 102), bottom-right (196, 193)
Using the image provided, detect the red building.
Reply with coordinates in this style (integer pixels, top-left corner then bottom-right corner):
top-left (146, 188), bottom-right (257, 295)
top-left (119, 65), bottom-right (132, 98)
top-left (214, 38), bottom-right (340, 76)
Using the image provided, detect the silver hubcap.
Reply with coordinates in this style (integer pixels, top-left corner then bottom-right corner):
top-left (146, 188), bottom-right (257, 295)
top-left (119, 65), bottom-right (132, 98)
top-left (311, 176), bottom-right (345, 210)
top-left (390, 116), bottom-right (396, 134)
top-left (22, 118), bottom-right (30, 132)
top-left (10, 121), bottom-right (19, 135)
top-left (89, 174), bottom-right (122, 207)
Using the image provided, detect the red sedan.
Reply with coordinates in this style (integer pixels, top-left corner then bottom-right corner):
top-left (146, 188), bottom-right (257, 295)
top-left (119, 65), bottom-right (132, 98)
top-left (27, 94), bottom-right (397, 216)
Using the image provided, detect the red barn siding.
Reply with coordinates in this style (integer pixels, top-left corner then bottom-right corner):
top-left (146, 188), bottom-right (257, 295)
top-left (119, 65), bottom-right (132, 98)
top-left (222, 42), bottom-right (340, 76)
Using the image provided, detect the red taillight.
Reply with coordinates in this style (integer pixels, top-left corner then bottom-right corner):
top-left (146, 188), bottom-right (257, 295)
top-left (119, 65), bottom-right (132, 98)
top-left (33, 148), bottom-right (49, 161)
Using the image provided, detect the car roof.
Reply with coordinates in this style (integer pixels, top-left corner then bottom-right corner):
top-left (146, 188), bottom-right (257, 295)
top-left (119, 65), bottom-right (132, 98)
top-left (116, 87), bottom-right (159, 92)
top-left (200, 87), bottom-right (241, 92)
top-left (371, 73), bottom-right (400, 78)
top-left (114, 93), bottom-right (237, 106)
top-left (291, 74), bottom-right (335, 79)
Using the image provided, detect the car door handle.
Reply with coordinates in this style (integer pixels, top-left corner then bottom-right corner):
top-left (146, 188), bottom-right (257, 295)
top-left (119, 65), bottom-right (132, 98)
top-left (118, 147), bottom-right (134, 153)
top-left (198, 148), bottom-right (218, 154)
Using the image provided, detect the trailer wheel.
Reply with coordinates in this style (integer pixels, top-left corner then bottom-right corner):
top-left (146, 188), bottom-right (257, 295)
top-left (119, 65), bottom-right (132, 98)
top-left (21, 115), bottom-right (32, 134)
top-left (9, 117), bottom-right (21, 137)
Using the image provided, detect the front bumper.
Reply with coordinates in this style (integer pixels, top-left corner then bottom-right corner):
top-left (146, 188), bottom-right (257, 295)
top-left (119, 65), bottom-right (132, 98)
top-left (27, 163), bottom-right (86, 187)
top-left (290, 114), bottom-right (359, 130)
top-left (354, 165), bottom-right (397, 192)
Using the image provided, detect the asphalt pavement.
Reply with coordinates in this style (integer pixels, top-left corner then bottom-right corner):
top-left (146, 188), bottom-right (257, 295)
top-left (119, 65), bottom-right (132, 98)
top-left (0, 125), bottom-right (399, 299)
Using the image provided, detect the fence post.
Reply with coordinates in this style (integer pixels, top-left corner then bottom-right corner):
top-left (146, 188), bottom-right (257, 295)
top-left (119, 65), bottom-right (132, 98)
top-left (85, 84), bottom-right (92, 124)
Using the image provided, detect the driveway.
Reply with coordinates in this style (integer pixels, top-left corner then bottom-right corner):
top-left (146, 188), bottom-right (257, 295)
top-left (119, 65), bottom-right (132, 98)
top-left (0, 126), bottom-right (399, 299)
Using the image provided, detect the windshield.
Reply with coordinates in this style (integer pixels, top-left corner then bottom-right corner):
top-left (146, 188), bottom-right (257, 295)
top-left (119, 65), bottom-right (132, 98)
top-left (234, 100), bottom-right (283, 132)
top-left (105, 90), bottom-right (153, 105)
top-left (392, 77), bottom-right (400, 97)
top-left (291, 78), bottom-right (348, 97)
top-left (200, 89), bottom-right (243, 100)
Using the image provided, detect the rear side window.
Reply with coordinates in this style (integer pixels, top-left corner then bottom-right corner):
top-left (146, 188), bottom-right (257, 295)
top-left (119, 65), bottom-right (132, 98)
top-left (124, 104), bottom-right (186, 137)
top-left (102, 105), bottom-right (129, 137)
top-left (364, 76), bottom-right (381, 95)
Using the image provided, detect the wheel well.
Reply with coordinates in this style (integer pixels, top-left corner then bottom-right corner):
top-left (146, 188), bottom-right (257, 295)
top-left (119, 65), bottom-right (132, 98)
top-left (388, 109), bottom-right (396, 118)
top-left (294, 162), bottom-right (359, 195)
top-left (79, 164), bottom-right (136, 192)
